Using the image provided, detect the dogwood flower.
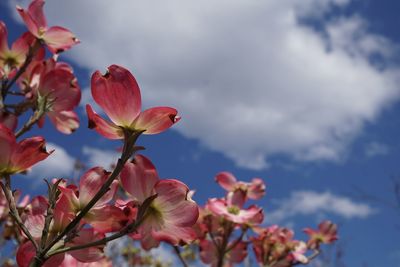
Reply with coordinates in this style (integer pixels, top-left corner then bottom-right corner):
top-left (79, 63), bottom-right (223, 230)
top-left (120, 155), bottom-right (198, 250)
top-left (0, 123), bottom-right (52, 175)
top-left (215, 172), bottom-right (266, 200)
top-left (17, 0), bottom-right (79, 54)
top-left (303, 220), bottom-right (338, 249)
top-left (87, 65), bottom-right (180, 139)
top-left (0, 21), bottom-right (43, 77)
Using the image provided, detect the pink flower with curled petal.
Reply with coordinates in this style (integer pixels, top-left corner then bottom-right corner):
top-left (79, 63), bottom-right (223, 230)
top-left (215, 172), bottom-right (266, 201)
top-left (120, 154), bottom-right (199, 250)
top-left (303, 220), bottom-right (338, 249)
top-left (0, 123), bottom-right (52, 175)
top-left (16, 0), bottom-right (79, 54)
top-left (199, 238), bottom-right (247, 267)
top-left (87, 65), bottom-right (180, 139)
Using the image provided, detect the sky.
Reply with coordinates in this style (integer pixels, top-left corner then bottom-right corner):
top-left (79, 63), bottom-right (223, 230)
top-left (1, 0), bottom-right (400, 266)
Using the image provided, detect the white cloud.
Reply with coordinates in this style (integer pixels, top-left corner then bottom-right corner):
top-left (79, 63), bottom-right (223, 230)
top-left (267, 190), bottom-right (375, 223)
top-left (9, 0), bottom-right (400, 169)
top-left (82, 146), bottom-right (119, 169)
top-left (364, 141), bottom-right (389, 157)
top-left (28, 143), bottom-right (75, 179)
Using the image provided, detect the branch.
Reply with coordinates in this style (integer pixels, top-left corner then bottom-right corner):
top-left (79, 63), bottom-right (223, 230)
top-left (173, 246), bottom-right (189, 267)
top-left (0, 175), bottom-right (38, 250)
top-left (45, 194), bottom-right (156, 259)
top-left (15, 105), bottom-right (46, 138)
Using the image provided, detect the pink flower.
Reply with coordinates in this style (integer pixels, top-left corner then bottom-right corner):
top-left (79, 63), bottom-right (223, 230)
top-left (87, 65), bottom-right (180, 139)
top-left (303, 220), bottom-right (338, 249)
top-left (199, 239), bottom-right (247, 267)
top-left (16, 0), bottom-right (79, 54)
top-left (215, 172), bottom-right (266, 201)
top-left (120, 155), bottom-right (199, 250)
top-left (0, 123), bottom-right (52, 175)
top-left (20, 58), bottom-right (81, 134)
top-left (0, 21), bottom-right (42, 77)
top-left (207, 198), bottom-right (263, 224)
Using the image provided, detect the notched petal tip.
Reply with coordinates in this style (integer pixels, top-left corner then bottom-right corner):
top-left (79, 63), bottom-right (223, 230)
top-left (170, 114), bottom-right (181, 123)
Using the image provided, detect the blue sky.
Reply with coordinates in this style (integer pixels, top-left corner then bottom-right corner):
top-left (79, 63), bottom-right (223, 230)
top-left (1, 0), bottom-right (400, 266)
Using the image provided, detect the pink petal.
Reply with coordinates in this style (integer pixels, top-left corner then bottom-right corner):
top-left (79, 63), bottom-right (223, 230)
top-left (228, 241), bottom-right (247, 264)
top-left (0, 123), bottom-right (16, 169)
top-left (120, 155), bottom-right (158, 203)
top-left (79, 167), bottom-right (116, 208)
top-left (28, 195), bottom-right (48, 215)
top-left (0, 111), bottom-right (18, 131)
top-left (91, 65), bottom-right (141, 127)
top-left (86, 105), bottom-right (123, 139)
top-left (247, 178), bottom-right (266, 200)
top-left (215, 172), bottom-right (237, 191)
top-left (43, 26), bottom-right (79, 54)
top-left (151, 225), bottom-right (197, 246)
top-left (68, 229), bottom-right (105, 262)
top-left (16, 242), bottom-right (36, 267)
top-left (48, 110), bottom-right (79, 134)
top-left (0, 21), bottom-right (8, 56)
top-left (16, 0), bottom-right (50, 39)
top-left (10, 136), bottom-right (52, 173)
top-left (53, 191), bottom-right (77, 231)
top-left (154, 179), bottom-right (199, 227)
top-left (133, 107), bottom-right (180, 134)
top-left (85, 206), bottom-right (127, 233)
top-left (27, 0), bottom-right (47, 29)
top-left (24, 214), bottom-right (45, 239)
top-left (40, 69), bottom-right (81, 111)
top-left (199, 239), bottom-right (217, 265)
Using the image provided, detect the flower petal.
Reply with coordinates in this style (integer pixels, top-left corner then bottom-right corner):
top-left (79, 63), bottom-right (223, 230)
top-left (0, 21), bottom-right (8, 56)
top-left (40, 69), bottom-right (81, 111)
top-left (43, 26), bottom-right (79, 54)
top-left (120, 155), bottom-right (158, 203)
top-left (85, 205), bottom-right (127, 233)
top-left (79, 167), bottom-right (116, 208)
top-left (10, 136), bottom-right (52, 173)
top-left (91, 65), bottom-right (141, 127)
top-left (68, 229), bottom-right (105, 262)
top-left (0, 123), bottom-right (16, 169)
top-left (48, 110), bottom-right (79, 134)
top-left (215, 172), bottom-right (237, 191)
top-left (86, 105), bottom-right (123, 139)
top-left (133, 107), bottom-right (180, 134)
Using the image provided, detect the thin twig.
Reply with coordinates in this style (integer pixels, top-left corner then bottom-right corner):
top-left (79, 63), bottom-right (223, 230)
top-left (45, 193), bottom-right (155, 259)
top-left (0, 176), bottom-right (38, 250)
top-left (173, 246), bottom-right (189, 267)
top-left (15, 108), bottom-right (46, 138)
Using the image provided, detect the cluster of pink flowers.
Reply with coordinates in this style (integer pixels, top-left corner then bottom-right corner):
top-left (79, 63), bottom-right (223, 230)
top-left (0, 0), bottom-right (338, 266)
top-left (191, 172), bottom-right (338, 267)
